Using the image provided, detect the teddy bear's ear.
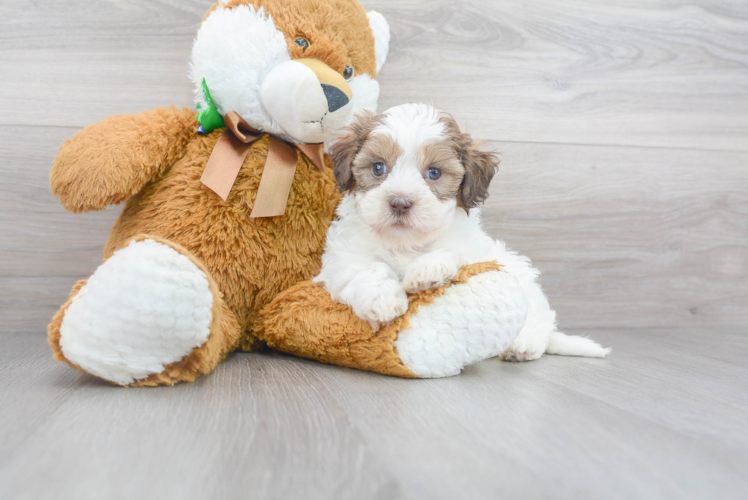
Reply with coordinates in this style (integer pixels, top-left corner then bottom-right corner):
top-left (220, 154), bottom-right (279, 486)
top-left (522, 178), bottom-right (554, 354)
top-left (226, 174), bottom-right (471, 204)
top-left (367, 11), bottom-right (390, 75)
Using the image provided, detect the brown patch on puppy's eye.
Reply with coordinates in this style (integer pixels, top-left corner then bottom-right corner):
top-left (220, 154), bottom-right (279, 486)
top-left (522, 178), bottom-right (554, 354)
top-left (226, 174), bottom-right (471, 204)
top-left (352, 135), bottom-right (402, 191)
top-left (330, 111), bottom-right (385, 193)
top-left (417, 139), bottom-right (465, 201)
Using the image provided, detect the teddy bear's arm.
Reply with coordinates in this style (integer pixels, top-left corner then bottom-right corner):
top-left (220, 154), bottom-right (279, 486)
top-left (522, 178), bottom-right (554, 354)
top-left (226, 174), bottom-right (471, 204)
top-left (51, 106), bottom-right (197, 213)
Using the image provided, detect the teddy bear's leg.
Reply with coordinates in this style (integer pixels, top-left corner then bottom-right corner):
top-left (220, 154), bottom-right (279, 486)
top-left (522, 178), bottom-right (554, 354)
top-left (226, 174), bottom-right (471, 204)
top-left (48, 235), bottom-right (242, 387)
top-left (392, 266), bottom-right (528, 378)
top-left (258, 262), bottom-right (528, 378)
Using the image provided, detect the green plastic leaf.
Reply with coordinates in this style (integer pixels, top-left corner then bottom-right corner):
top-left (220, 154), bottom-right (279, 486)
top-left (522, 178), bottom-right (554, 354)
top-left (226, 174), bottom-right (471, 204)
top-left (196, 78), bottom-right (225, 133)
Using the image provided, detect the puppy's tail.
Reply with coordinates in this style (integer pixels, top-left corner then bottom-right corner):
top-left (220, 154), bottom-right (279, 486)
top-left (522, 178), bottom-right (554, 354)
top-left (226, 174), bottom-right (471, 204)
top-left (546, 331), bottom-right (611, 358)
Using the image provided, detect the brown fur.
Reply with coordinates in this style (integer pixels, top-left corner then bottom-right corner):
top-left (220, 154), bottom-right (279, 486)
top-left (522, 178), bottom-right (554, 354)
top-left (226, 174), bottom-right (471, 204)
top-left (438, 112), bottom-right (500, 210)
top-left (330, 110), bottom-right (384, 192)
top-left (206, 0), bottom-right (378, 78)
top-left (101, 117), bottom-right (341, 352)
top-left (350, 132), bottom-right (403, 191)
top-left (51, 107), bottom-right (197, 214)
top-left (259, 261), bottom-right (503, 377)
top-left (48, 102), bottom-right (340, 380)
top-left (415, 139), bottom-right (466, 200)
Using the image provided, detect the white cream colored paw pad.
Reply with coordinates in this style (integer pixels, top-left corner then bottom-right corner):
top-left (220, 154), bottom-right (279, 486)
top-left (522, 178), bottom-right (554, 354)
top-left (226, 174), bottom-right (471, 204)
top-left (59, 239), bottom-right (214, 385)
top-left (394, 271), bottom-right (528, 378)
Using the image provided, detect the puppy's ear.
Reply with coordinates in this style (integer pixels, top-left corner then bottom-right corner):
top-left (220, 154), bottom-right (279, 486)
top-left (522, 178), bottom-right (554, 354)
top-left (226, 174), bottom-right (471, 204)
top-left (457, 133), bottom-right (500, 211)
top-left (330, 111), bottom-right (380, 193)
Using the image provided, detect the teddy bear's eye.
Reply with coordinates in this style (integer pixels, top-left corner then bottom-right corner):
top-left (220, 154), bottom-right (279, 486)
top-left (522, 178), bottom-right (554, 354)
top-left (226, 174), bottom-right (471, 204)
top-left (294, 37), bottom-right (310, 52)
top-left (344, 66), bottom-right (354, 81)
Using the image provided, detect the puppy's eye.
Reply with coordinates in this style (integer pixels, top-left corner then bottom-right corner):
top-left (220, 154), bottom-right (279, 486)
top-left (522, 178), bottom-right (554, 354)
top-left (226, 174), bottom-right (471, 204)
top-left (372, 162), bottom-right (387, 177)
top-left (427, 167), bottom-right (442, 180)
top-left (294, 37), bottom-right (310, 52)
top-left (344, 66), bottom-right (354, 81)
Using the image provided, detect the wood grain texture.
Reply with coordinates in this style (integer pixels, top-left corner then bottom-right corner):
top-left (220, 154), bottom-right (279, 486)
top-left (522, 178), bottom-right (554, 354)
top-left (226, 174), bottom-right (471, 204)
top-left (484, 141), bottom-right (748, 328)
top-left (1, 329), bottom-right (747, 500)
top-left (2, 0), bottom-right (747, 150)
top-left (372, 0), bottom-right (748, 151)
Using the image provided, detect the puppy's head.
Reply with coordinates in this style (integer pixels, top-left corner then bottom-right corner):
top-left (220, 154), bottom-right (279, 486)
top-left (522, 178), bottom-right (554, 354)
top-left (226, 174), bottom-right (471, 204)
top-left (330, 103), bottom-right (499, 247)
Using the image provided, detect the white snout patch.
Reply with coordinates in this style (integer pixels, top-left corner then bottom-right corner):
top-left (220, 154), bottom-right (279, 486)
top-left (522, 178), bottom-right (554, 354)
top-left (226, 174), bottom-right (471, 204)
top-left (395, 270), bottom-right (528, 378)
top-left (260, 60), bottom-right (353, 144)
top-left (59, 239), bottom-right (215, 385)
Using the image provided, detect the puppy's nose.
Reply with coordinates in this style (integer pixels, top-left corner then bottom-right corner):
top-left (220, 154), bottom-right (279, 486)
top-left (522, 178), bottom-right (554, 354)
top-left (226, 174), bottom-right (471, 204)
top-left (390, 198), bottom-right (413, 216)
top-left (321, 84), bottom-right (350, 113)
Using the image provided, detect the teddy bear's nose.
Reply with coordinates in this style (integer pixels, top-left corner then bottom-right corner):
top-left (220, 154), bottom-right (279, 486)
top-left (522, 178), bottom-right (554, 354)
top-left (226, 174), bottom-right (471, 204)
top-left (322, 84), bottom-right (350, 113)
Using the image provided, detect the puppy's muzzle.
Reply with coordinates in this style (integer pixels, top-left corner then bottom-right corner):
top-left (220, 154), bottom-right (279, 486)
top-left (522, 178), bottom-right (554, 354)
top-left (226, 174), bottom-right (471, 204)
top-left (390, 197), bottom-right (413, 216)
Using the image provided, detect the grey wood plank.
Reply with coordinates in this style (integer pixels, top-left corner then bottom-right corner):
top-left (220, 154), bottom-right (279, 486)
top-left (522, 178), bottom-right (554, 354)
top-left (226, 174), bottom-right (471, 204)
top-left (374, 0), bottom-right (748, 151)
top-left (0, 334), bottom-right (406, 500)
top-left (0, 277), bottom-right (85, 335)
top-left (0, 0), bottom-right (202, 127)
top-left (540, 328), bottom-right (748, 455)
top-left (1, 329), bottom-right (746, 500)
top-left (1, 0), bottom-right (747, 150)
top-left (481, 140), bottom-right (748, 329)
top-left (0, 333), bottom-right (90, 461)
top-left (308, 334), bottom-right (748, 500)
top-left (0, 125), bottom-right (121, 279)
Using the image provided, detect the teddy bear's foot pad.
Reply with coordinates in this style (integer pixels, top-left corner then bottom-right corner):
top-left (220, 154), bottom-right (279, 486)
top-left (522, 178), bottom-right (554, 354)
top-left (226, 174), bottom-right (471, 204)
top-left (394, 270), bottom-right (528, 378)
top-left (58, 238), bottom-right (215, 385)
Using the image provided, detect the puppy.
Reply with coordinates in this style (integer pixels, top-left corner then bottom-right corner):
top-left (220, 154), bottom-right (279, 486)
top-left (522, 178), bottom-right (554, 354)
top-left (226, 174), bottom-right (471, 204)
top-left (314, 103), bottom-right (609, 361)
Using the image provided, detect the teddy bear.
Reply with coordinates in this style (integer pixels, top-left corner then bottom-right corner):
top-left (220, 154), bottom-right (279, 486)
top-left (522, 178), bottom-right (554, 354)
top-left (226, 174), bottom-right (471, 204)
top-left (48, 0), bottom-right (530, 386)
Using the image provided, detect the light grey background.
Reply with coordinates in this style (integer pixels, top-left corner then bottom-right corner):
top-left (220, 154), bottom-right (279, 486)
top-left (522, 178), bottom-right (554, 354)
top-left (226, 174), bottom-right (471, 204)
top-left (0, 1), bottom-right (746, 499)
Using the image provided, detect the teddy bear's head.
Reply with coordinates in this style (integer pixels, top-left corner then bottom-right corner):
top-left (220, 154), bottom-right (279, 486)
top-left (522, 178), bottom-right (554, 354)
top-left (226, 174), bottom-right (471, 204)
top-left (191, 0), bottom-right (389, 145)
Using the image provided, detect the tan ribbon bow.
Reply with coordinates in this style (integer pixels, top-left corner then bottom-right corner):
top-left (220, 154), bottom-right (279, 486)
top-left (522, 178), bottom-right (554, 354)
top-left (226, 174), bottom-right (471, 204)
top-left (200, 111), bottom-right (326, 218)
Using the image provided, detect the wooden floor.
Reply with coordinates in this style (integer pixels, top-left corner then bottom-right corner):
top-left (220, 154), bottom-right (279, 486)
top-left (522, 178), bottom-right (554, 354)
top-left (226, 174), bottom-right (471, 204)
top-left (1, 328), bottom-right (747, 499)
top-left (1, 0), bottom-right (747, 498)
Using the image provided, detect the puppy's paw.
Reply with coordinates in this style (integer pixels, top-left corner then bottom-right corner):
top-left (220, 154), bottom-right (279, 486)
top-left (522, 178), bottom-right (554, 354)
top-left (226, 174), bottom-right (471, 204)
top-left (402, 252), bottom-right (459, 294)
top-left (353, 281), bottom-right (409, 330)
top-left (501, 336), bottom-right (546, 362)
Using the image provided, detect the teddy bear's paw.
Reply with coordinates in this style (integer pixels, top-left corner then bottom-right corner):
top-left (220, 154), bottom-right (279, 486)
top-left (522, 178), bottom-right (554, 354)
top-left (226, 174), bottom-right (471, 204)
top-left (58, 238), bottom-right (215, 385)
top-left (402, 251), bottom-right (459, 294)
top-left (395, 270), bottom-right (528, 378)
top-left (352, 280), bottom-right (409, 331)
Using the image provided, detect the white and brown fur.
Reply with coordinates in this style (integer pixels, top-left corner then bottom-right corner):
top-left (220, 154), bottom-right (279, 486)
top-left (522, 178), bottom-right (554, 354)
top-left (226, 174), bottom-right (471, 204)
top-left (314, 103), bottom-right (610, 361)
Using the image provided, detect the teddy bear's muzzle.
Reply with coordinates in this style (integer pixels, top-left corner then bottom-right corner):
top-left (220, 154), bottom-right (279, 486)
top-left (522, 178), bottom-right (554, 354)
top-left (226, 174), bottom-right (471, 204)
top-left (259, 58), bottom-right (354, 144)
